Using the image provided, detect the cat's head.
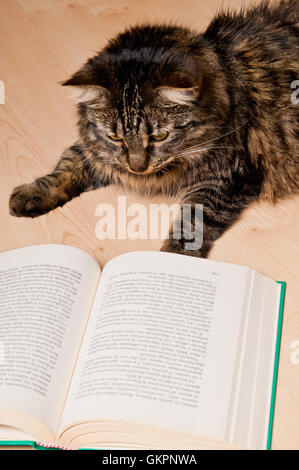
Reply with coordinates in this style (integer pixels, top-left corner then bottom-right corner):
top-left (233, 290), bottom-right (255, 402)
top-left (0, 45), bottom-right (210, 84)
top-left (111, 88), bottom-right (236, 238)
top-left (63, 25), bottom-right (228, 175)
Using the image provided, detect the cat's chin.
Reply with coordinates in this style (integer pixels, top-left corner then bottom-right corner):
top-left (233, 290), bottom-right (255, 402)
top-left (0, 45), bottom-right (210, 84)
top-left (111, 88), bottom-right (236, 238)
top-left (126, 160), bottom-right (176, 176)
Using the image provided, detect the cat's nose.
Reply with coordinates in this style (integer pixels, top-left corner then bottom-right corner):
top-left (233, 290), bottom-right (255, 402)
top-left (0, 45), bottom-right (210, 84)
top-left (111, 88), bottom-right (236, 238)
top-left (127, 153), bottom-right (149, 173)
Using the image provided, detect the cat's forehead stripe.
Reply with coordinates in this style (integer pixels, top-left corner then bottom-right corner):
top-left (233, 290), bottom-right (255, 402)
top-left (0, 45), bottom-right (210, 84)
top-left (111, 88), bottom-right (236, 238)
top-left (121, 82), bottom-right (143, 134)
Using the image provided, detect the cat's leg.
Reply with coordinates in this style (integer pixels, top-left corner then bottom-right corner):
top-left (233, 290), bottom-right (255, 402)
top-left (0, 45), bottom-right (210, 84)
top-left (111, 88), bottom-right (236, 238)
top-left (9, 143), bottom-right (110, 218)
top-left (161, 180), bottom-right (260, 258)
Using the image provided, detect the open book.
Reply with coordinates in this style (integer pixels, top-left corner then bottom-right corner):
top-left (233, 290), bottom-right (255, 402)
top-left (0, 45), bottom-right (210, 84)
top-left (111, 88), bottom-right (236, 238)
top-left (0, 245), bottom-right (285, 450)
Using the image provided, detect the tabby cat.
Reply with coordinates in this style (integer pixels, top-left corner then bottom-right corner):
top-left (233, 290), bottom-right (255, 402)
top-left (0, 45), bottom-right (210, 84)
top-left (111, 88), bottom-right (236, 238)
top-left (9, 0), bottom-right (299, 257)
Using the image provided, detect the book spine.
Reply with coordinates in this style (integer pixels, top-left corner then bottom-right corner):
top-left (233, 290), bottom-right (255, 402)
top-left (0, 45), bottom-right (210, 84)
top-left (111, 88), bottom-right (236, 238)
top-left (266, 281), bottom-right (286, 450)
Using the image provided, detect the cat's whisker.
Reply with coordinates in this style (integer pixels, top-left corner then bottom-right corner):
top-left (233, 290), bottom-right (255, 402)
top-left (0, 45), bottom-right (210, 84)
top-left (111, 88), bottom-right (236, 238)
top-left (174, 117), bottom-right (254, 155)
top-left (193, 116), bottom-right (255, 149)
top-left (176, 145), bottom-right (244, 157)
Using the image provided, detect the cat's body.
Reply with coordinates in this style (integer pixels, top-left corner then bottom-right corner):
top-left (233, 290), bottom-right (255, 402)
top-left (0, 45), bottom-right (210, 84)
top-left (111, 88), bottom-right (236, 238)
top-left (9, 0), bottom-right (299, 257)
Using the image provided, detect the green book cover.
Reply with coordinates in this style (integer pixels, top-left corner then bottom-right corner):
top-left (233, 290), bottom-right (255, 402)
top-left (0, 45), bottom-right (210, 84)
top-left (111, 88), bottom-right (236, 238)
top-left (266, 281), bottom-right (286, 450)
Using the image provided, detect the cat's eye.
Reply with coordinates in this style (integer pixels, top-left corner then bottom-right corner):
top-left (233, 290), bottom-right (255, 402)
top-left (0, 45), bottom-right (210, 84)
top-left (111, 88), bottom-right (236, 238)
top-left (149, 132), bottom-right (169, 142)
top-left (108, 134), bottom-right (123, 142)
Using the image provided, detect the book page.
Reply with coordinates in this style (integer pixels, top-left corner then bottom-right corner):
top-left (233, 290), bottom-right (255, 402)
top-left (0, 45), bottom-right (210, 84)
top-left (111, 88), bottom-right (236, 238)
top-left (60, 251), bottom-right (250, 442)
top-left (0, 425), bottom-right (36, 443)
top-left (227, 273), bottom-right (282, 449)
top-left (247, 278), bottom-right (281, 449)
top-left (0, 244), bottom-right (100, 440)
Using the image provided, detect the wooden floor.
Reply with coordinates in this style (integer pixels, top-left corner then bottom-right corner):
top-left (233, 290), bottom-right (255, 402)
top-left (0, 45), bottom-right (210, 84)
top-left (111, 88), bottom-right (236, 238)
top-left (0, 0), bottom-right (298, 450)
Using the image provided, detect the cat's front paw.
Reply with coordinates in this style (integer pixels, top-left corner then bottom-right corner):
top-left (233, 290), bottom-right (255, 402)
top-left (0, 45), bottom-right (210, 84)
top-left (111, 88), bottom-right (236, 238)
top-left (9, 183), bottom-right (50, 218)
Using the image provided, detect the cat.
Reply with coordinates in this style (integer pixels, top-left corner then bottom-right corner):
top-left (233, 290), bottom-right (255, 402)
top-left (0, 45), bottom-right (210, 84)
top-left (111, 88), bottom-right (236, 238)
top-left (9, 0), bottom-right (299, 258)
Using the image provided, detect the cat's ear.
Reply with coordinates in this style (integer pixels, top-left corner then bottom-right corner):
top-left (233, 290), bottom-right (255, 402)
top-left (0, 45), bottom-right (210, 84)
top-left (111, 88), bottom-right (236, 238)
top-left (62, 61), bottom-right (111, 104)
top-left (155, 86), bottom-right (200, 107)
